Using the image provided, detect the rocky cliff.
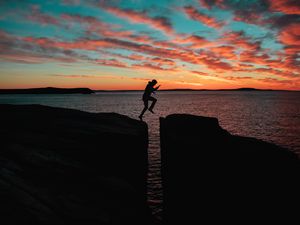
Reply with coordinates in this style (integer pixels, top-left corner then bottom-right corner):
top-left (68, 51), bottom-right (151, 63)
top-left (0, 104), bottom-right (149, 225)
top-left (160, 114), bottom-right (299, 224)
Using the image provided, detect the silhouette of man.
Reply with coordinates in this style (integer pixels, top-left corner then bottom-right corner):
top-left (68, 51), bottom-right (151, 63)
top-left (139, 79), bottom-right (160, 120)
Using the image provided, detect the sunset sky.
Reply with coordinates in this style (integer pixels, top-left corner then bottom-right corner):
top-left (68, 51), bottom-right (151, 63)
top-left (0, 0), bottom-right (299, 90)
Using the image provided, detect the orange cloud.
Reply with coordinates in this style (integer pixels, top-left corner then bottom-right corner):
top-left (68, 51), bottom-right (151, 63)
top-left (23, 37), bottom-right (114, 50)
top-left (132, 62), bottom-right (178, 72)
top-left (148, 57), bottom-right (176, 66)
top-left (95, 59), bottom-right (129, 68)
top-left (208, 45), bottom-right (237, 60)
top-left (233, 11), bottom-right (264, 25)
top-left (183, 6), bottom-right (224, 29)
top-left (102, 6), bottom-right (174, 35)
top-left (221, 31), bottom-right (261, 51)
top-left (279, 23), bottom-right (300, 48)
top-left (174, 35), bottom-right (213, 48)
top-left (268, 0), bottom-right (300, 15)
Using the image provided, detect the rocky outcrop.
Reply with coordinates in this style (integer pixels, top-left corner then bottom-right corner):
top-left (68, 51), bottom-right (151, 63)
top-left (160, 114), bottom-right (299, 224)
top-left (0, 104), bottom-right (149, 225)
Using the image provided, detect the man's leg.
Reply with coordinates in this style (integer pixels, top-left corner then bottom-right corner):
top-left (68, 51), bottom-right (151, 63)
top-left (139, 100), bottom-right (148, 119)
top-left (148, 97), bottom-right (157, 113)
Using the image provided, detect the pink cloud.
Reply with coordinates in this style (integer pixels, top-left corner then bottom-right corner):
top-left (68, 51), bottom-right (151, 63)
top-left (148, 57), bottom-right (176, 66)
top-left (18, 33), bottom-right (233, 72)
top-left (207, 45), bottom-right (237, 60)
top-left (174, 35), bottom-right (213, 48)
top-left (233, 11), bottom-right (264, 25)
top-left (28, 5), bottom-right (60, 26)
top-left (221, 31), bottom-right (261, 51)
top-left (102, 6), bottom-right (174, 35)
top-left (268, 0), bottom-right (300, 15)
top-left (279, 23), bottom-right (300, 47)
top-left (183, 6), bottom-right (224, 29)
top-left (61, 13), bottom-right (159, 44)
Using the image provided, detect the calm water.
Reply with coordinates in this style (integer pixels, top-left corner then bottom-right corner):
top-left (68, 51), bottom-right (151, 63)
top-left (1, 91), bottom-right (300, 218)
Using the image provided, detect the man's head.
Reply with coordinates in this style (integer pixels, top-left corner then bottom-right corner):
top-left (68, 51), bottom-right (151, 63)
top-left (151, 79), bottom-right (157, 85)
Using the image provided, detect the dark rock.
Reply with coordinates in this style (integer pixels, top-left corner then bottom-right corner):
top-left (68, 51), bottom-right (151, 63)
top-left (160, 114), bottom-right (300, 224)
top-left (0, 104), bottom-right (149, 225)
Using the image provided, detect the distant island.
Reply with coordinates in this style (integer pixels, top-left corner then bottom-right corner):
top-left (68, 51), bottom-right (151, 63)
top-left (94, 88), bottom-right (299, 92)
top-left (0, 87), bottom-right (298, 94)
top-left (0, 87), bottom-right (94, 94)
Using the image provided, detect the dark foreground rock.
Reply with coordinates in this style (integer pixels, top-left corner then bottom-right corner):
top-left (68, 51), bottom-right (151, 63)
top-left (160, 114), bottom-right (300, 224)
top-left (0, 104), bottom-right (150, 225)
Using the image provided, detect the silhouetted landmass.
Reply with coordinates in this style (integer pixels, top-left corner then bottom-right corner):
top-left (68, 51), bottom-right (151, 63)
top-left (160, 114), bottom-right (299, 224)
top-left (0, 104), bottom-right (152, 225)
top-left (0, 87), bottom-right (297, 94)
top-left (94, 88), bottom-right (299, 92)
top-left (0, 87), bottom-right (94, 94)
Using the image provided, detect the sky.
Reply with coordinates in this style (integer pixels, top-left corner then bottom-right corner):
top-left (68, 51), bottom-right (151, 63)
top-left (0, 0), bottom-right (299, 90)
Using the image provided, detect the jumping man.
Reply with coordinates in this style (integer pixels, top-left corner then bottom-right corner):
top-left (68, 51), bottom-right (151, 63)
top-left (139, 79), bottom-right (160, 120)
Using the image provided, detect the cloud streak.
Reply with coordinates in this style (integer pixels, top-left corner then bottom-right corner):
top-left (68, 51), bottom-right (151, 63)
top-left (183, 6), bottom-right (224, 29)
top-left (102, 5), bottom-right (174, 35)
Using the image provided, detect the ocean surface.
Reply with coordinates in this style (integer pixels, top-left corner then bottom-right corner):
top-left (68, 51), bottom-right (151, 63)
top-left (1, 91), bottom-right (300, 218)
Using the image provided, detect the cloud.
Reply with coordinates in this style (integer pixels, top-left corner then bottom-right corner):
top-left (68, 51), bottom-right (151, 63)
top-left (246, 67), bottom-right (298, 79)
top-left (221, 31), bottom-right (261, 51)
top-left (132, 62), bottom-right (178, 72)
top-left (191, 70), bottom-right (210, 76)
top-left (61, 13), bottom-right (162, 45)
top-left (207, 45), bottom-right (237, 60)
top-left (27, 5), bottom-right (60, 26)
top-left (278, 22), bottom-right (300, 71)
top-left (148, 57), bottom-right (176, 66)
top-left (61, 13), bottom-right (115, 31)
top-left (50, 74), bottom-right (98, 78)
top-left (233, 10), bottom-right (264, 25)
top-left (0, 30), bottom-right (87, 64)
top-left (183, 6), bottom-right (224, 29)
top-left (50, 74), bottom-right (151, 83)
top-left (173, 35), bottom-right (213, 48)
top-left (174, 81), bottom-right (203, 86)
top-left (0, 52), bottom-right (77, 64)
top-left (268, 14), bottom-right (300, 28)
top-left (268, 0), bottom-right (300, 15)
top-left (223, 76), bottom-right (253, 81)
top-left (102, 6), bottom-right (174, 35)
top-left (198, 0), bottom-right (226, 10)
top-left (24, 34), bottom-right (235, 71)
top-left (279, 23), bottom-right (300, 46)
top-left (95, 59), bottom-right (129, 68)
top-left (23, 36), bottom-right (115, 50)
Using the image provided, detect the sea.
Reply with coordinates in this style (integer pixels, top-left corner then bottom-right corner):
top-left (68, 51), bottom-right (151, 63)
top-left (1, 90), bottom-right (300, 219)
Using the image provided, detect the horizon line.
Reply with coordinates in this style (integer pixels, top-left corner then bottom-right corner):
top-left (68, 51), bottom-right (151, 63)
top-left (0, 87), bottom-right (299, 92)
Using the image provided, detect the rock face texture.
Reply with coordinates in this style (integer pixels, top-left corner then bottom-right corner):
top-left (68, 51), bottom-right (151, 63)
top-left (0, 104), bottom-right (149, 225)
top-left (160, 114), bottom-right (299, 224)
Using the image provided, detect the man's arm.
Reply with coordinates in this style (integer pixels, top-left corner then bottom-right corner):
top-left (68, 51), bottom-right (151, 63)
top-left (153, 85), bottom-right (160, 91)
